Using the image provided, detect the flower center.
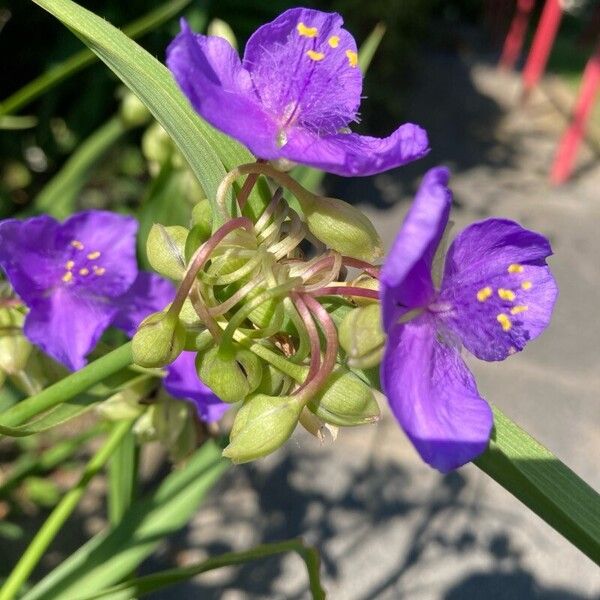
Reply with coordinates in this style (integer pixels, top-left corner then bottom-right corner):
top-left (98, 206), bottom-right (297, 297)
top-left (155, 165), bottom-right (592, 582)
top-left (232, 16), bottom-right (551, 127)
top-left (60, 240), bottom-right (106, 285)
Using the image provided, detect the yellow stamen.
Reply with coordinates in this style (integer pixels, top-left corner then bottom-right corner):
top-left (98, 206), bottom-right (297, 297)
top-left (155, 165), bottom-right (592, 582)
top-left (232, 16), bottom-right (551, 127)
top-left (87, 251), bottom-right (101, 260)
top-left (521, 281), bottom-right (533, 291)
top-left (328, 35), bottom-right (340, 48)
top-left (508, 263), bottom-right (524, 274)
top-left (476, 286), bottom-right (492, 302)
top-left (345, 49), bottom-right (358, 67)
top-left (79, 268), bottom-right (89, 276)
top-left (297, 22), bottom-right (318, 37)
top-left (65, 260), bottom-right (75, 270)
top-left (93, 266), bottom-right (106, 276)
top-left (496, 313), bottom-right (512, 332)
top-left (70, 240), bottom-right (84, 250)
top-left (306, 50), bottom-right (325, 61)
top-left (62, 271), bottom-right (73, 283)
top-left (510, 305), bottom-right (528, 315)
top-left (498, 288), bottom-right (516, 302)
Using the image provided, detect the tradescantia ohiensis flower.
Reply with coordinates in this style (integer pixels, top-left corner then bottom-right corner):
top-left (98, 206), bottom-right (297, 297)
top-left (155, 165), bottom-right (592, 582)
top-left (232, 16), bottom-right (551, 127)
top-left (166, 8), bottom-right (429, 176)
top-left (380, 167), bottom-right (558, 472)
top-left (0, 210), bottom-right (227, 423)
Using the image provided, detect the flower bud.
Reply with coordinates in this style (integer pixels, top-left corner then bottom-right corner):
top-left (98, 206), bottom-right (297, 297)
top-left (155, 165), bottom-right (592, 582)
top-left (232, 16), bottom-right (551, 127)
top-left (255, 363), bottom-right (292, 396)
top-left (132, 311), bottom-right (185, 368)
top-left (119, 91), bottom-right (151, 127)
top-left (196, 346), bottom-right (262, 403)
top-left (207, 18), bottom-right (238, 49)
top-left (223, 393), bottom-right (302, 463)
top-left (298, 195), bottom-right (383, 262)
top-left (146, 224), bottom-right (188, 281)
top-left (142, 123), bottom-right (174, 164)
top-left (307, 367), bottom-right (380, 426)
top-left (338, 304), bottom-right (385, 369)
top-left (0, 308), bottom-right (31, 375)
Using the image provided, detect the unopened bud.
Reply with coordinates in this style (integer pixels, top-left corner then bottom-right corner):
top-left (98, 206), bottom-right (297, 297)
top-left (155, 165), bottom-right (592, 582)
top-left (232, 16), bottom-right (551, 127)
top-left (0, 308), bottom-right (31, 375)
top-left (196, 346), bottom-right (262, 403)
top-left (146, 224), bottom-right (188, 281)
top-left (298, 195), bottom-right (383, 262)
top-left (338, 304), bottom-right (385, 369)
top-left (223, 393), bottom-right (302, 463)
top-left (207, 18), bottom-right (238, 49)
top-left (132, 311), bottom-right (185, 368)
top-left (119, 92), bottom-right (151, 127)
top-left (142, 123), bottom-right (174, 164)
top-left (308, 367), bottom-right (380, 426)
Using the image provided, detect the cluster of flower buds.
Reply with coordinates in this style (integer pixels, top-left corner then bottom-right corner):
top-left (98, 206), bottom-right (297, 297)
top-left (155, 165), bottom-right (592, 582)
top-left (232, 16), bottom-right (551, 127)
top-left (133, 163), bottom-right (384, 463)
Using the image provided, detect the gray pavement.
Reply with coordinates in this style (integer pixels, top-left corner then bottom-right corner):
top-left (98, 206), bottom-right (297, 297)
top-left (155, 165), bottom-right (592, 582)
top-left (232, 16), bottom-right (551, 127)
top-left (152, 54), bottom-right (600, 598)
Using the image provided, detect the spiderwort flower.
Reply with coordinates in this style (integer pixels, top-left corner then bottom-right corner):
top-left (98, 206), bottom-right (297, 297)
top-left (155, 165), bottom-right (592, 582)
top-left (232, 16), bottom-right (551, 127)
top-left (380, 167), bottom-right (558, 472)
top-left (166, 8), bottom-right (429, 176)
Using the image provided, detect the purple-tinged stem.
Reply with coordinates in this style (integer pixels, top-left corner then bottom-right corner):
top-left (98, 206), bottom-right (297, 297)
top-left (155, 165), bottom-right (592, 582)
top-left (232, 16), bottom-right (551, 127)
top-left (308, 286), bottom-right (379, 300)
top-left (291, 293), bottom-right (321, 394)
top-left (341, 256), bottom-right (381, 279)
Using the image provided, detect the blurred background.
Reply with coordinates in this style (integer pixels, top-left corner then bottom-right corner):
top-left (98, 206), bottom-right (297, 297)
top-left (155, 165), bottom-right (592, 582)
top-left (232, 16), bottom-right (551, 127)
top-left (1, 0), bottom-right (599, 598)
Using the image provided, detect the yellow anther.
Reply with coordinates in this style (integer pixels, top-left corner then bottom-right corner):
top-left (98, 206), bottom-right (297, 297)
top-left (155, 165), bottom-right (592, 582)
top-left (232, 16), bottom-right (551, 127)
top-left (510, 305), bottom-right (528, 315)
top-left (345, 49), bottom-right (358, 67)
top-left (87, 251), bottom-right (101, 260)
top-left (521, 281), bottom-right (533, 291)
top-left (508, 263), bottom-right (524, 274)
top-left (328, 35), bottom-right (340, 48)
top-left (297, 22), bottom-right (318, 37)
top-left (498, 288), bottom-right (516, 302)
top-left (62, 271), bottom-right (73, 283)
top-left (496, 313), bottom-right (512, 332)
top-left (79, 268), bottom-right (89, 276)
top-left (70, 240), bottom-right (84, 250)
top-left (306, 50), bottom-right (325, 61)
top-left (476, 286), bottom-right (492, 302)
top-left (65, 260), bottom-right (75, 270)
top-left (93, 266), bottom-right (106, 276)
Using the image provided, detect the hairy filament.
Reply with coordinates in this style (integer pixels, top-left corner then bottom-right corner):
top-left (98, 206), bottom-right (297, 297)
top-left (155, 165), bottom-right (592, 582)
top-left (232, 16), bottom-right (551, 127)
top-left (201, 248), bottom-right (264, 286)
top-left (269, 211), bottom-right (307, 259)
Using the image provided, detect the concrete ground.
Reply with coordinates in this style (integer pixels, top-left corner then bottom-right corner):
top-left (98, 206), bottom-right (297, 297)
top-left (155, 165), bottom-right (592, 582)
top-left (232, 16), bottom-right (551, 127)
top-left (152, 52), bottom-right (600, 598)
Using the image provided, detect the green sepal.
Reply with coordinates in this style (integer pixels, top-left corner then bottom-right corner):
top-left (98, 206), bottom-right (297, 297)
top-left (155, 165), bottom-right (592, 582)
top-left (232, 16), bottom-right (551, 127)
top-left (146, 224), bottom-right (188, 281)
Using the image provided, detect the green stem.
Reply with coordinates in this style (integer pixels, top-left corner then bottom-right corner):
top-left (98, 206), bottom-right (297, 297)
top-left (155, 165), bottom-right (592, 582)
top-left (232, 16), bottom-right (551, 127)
top-left (0, 420), bottom-right (133, 600)
top-left (0, 342), bottom-right (133, 428)
top-left (0, 0), bottom-right (192, 116)
top-left (81, 538), bottom-right (325, 600)
top-left (475, 405), bottom-right (600, 565)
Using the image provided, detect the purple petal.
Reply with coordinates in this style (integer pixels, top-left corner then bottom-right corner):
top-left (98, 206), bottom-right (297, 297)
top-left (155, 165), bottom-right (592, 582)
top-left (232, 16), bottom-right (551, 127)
top-left (166, 20), bottom-right (279, 158)
top-left (57, 211), bottom-right (138, 298)
top-left (164, 352), bottom-right (229, 423)
top-left (113, 272), bottom-right (176, 337)
top-left (381, 316), bottom-right (493, 472)
top-left (380, 167), bottom-right (452, 329)
top-left (24, 288), bottom-right (117, 371)
top-left (439, 219), bottom-right (558, 361)
top-left (0, 216), bottom-right (64, 304)
top-left (281, 122), bottom-right (429, 177)
top-left (243, 8), bottom-right (361, 135)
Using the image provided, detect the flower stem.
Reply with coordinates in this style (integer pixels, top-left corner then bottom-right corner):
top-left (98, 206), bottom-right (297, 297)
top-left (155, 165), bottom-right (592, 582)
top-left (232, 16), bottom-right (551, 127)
top-left (308, 285), bottom-right (379, 300)
top-left (78, 538), bottom-right (325, 599)
top-left (0, 342), bottom-right (133, 429)
top-left (0, 419), bottom-right (134, 600)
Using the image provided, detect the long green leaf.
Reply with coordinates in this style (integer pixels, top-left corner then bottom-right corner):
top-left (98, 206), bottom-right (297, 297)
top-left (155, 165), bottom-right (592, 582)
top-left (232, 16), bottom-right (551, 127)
top-left (0, 0), bottom-right (193, 116)
top-left (30, 0), bottom-right (268, 222)
top-left (21, 440), bottom-right (229, 600)
top-left (108, 430), bottom-right (138, 527)
top-left (475, 405), bottom-right (600, 564)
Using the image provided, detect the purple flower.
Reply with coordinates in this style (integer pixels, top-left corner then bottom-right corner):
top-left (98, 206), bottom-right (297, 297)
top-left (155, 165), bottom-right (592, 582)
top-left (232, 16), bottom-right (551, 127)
top-left (166, 8), bottom-right (429, 176)
top-left (0, 211), bottom-right (138, 370)
top-left (380, 167), bottom-right (558, 472)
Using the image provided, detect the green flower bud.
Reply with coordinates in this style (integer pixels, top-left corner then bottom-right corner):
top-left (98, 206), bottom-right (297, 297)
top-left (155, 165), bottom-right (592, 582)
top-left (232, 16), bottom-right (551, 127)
top-left (223, 393), bottom-right (302, 463)
top-left (146, 224), bottom-right (188, 281)
top-left (196, 346), bottom-right (262, 403)
top-left (308, 367), bottom-right (380, 426)
top-left (255, 363), bottom-right (292, 396)
top-left (142, 123), bottom-right (174, 164)
top-left (179, 297), bottom-right (202, 329)
top-left (185, 224), bottom-right (210, 262)
top-left (298, 195), bottom-right (383, 262)
top-left (338, 304), bottom-right (385, 369)
top-left (132, 311), bottom-right (185, 368)
top-left (207, 18), bottom-right (238, 49)
top-left (119, 92), bottom-right (151, 127)
top-left (0, 308), bottom-right (31, 375)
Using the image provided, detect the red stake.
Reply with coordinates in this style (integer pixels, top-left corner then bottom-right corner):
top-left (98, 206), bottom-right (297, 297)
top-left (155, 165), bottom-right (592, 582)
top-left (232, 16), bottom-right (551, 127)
top-left (499, 0), bottom-right (536, 71)
top-left (551, 44), bottom-right (600, 185)
top-left (522, 0), bottom-right (563, 98)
